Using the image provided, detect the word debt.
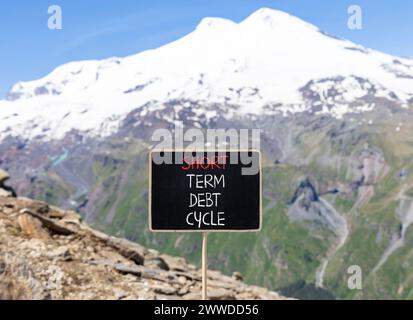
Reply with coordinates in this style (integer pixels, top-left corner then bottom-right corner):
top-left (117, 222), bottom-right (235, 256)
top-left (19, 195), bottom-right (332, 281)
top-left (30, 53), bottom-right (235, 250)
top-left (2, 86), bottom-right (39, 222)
top-left (189, 192), bottom-right (221, 207)
top-left (181, 155), bottom-right (229, 170)
top-left (186, 211), bottom-right (226, 228)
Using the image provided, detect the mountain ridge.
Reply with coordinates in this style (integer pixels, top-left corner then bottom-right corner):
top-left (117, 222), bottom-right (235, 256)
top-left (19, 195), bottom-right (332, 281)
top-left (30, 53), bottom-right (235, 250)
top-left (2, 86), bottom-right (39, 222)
top-left (0, 172), bottom-right (287, 300)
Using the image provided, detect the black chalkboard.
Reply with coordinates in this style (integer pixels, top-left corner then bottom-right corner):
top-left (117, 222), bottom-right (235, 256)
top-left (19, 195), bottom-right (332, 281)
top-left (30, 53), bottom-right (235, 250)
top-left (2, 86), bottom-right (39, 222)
top-left (149, 150), bottom-right (261, 232)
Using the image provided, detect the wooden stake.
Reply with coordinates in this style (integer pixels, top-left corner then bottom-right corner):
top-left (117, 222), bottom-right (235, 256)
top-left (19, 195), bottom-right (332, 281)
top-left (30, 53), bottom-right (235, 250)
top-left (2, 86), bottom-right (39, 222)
top-left (202, 232), bottom-right (208, 300)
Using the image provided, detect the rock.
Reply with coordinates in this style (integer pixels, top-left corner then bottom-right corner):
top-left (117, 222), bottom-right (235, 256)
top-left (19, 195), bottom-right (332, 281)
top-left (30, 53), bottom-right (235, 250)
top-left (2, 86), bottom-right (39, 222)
top-left (19, 239), bottom-right (47, 258)
top-left (155, 294), bottom-right (182, 300)
top-left (207, 288), bottom-right (236, 300)
top-left (182, 292), bottom-right (201, 300)
top-left (208, 279), bottom-right (238, 291)
top-left (46, 265), bottom-right (65, 291)
top-left (18, 198), bottom-right (49, 214)
top-left (0, 279), bottom-right (31, 300)
top-left (187, 264), bottom-right (197, 271)
top-left (144, 257), bottom-right (169, 271)
top-left (0, 169), bottom-right (15, 198)
top-left (0, 255), bottom-right (51, 300)
top-left (20, 209), bottom-right (76, 235)
top-left (113, 289), bottom-right (128, 300)
top-left (0, 199), bottom-right (14, 209)
top-left (171, 270), bottom-right (200, 281)
top-left (48, 207), bottom-right (67, 219)
top-left (178, 285), bottom-right (190, 295)
top-left (99, 249), bottom-right (129, 264)
top-left (0, 188), bottom-right (12, 198)
top-left (177, 276), bottom-right (187, 285)
top-left (0, 195), bottom-right (288, 300)
top-left (82, 226), bottom-right (145, 265)
top-left (235, 292), bottom-right (256, 299)
top-left (61, 211), bottom-right (82, 223)
top-left (108, 238), bottom-right (146, 266)
top-left (88, 259), bottom-right (143, 277)
top-left (47, 246), bottom-right (71, 261)
top-left (183, 287), bottom-right (237, 300)
top-left (1, 185), bottom-right (17, 198)
top-left (151, 283), bottom-right (178, 295)
top-left (160, 255), bottom-right (188, 272)
top-left (232, 271), bottom-right (243, 281)
top-left (17, 213), bottom-right (51, 240)
top-left (0, 169), bottom-right (10, 184)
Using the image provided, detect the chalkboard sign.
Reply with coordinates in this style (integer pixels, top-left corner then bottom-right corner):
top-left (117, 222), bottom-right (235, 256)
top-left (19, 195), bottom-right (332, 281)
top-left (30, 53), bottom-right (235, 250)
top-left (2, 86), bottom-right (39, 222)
top-left (149, 150), bottom-right (261, 232)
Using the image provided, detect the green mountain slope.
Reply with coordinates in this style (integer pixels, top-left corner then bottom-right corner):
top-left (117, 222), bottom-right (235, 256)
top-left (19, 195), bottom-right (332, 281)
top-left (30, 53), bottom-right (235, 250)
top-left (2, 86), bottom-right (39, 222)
top-left (11, 104), bottom-right (413, 300)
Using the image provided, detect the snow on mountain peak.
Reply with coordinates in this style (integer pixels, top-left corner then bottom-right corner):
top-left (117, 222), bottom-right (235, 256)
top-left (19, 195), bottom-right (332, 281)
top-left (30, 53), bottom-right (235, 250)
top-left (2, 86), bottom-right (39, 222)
top-left (242, 7), bottom-right (319, 31)
top-left (195, 17), bottom-right (236, 31)
top-left (1, 8), bottom-right (413, 141)
top-left (246, 7), bottom-right (293, 21)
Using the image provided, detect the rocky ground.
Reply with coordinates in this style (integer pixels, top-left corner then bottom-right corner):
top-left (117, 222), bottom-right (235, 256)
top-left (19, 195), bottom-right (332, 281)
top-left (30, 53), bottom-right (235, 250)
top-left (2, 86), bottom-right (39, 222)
top-left (0, 169), bottom-right (286, 300)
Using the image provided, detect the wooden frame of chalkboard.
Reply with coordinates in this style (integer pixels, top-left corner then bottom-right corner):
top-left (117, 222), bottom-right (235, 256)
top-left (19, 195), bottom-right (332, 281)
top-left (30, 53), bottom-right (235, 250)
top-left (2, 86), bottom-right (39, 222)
top-left (148, 149), bottom-right (262, 233)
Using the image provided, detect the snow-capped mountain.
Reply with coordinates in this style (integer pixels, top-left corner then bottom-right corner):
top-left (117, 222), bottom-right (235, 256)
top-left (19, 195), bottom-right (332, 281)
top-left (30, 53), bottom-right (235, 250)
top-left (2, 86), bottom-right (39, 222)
top-left (1, 8), bottom-right (413, 141)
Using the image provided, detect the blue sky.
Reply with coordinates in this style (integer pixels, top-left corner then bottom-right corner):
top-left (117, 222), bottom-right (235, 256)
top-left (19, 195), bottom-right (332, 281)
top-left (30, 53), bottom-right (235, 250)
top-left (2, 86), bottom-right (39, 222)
top-left (1, 0), bottom-right (412, 98)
